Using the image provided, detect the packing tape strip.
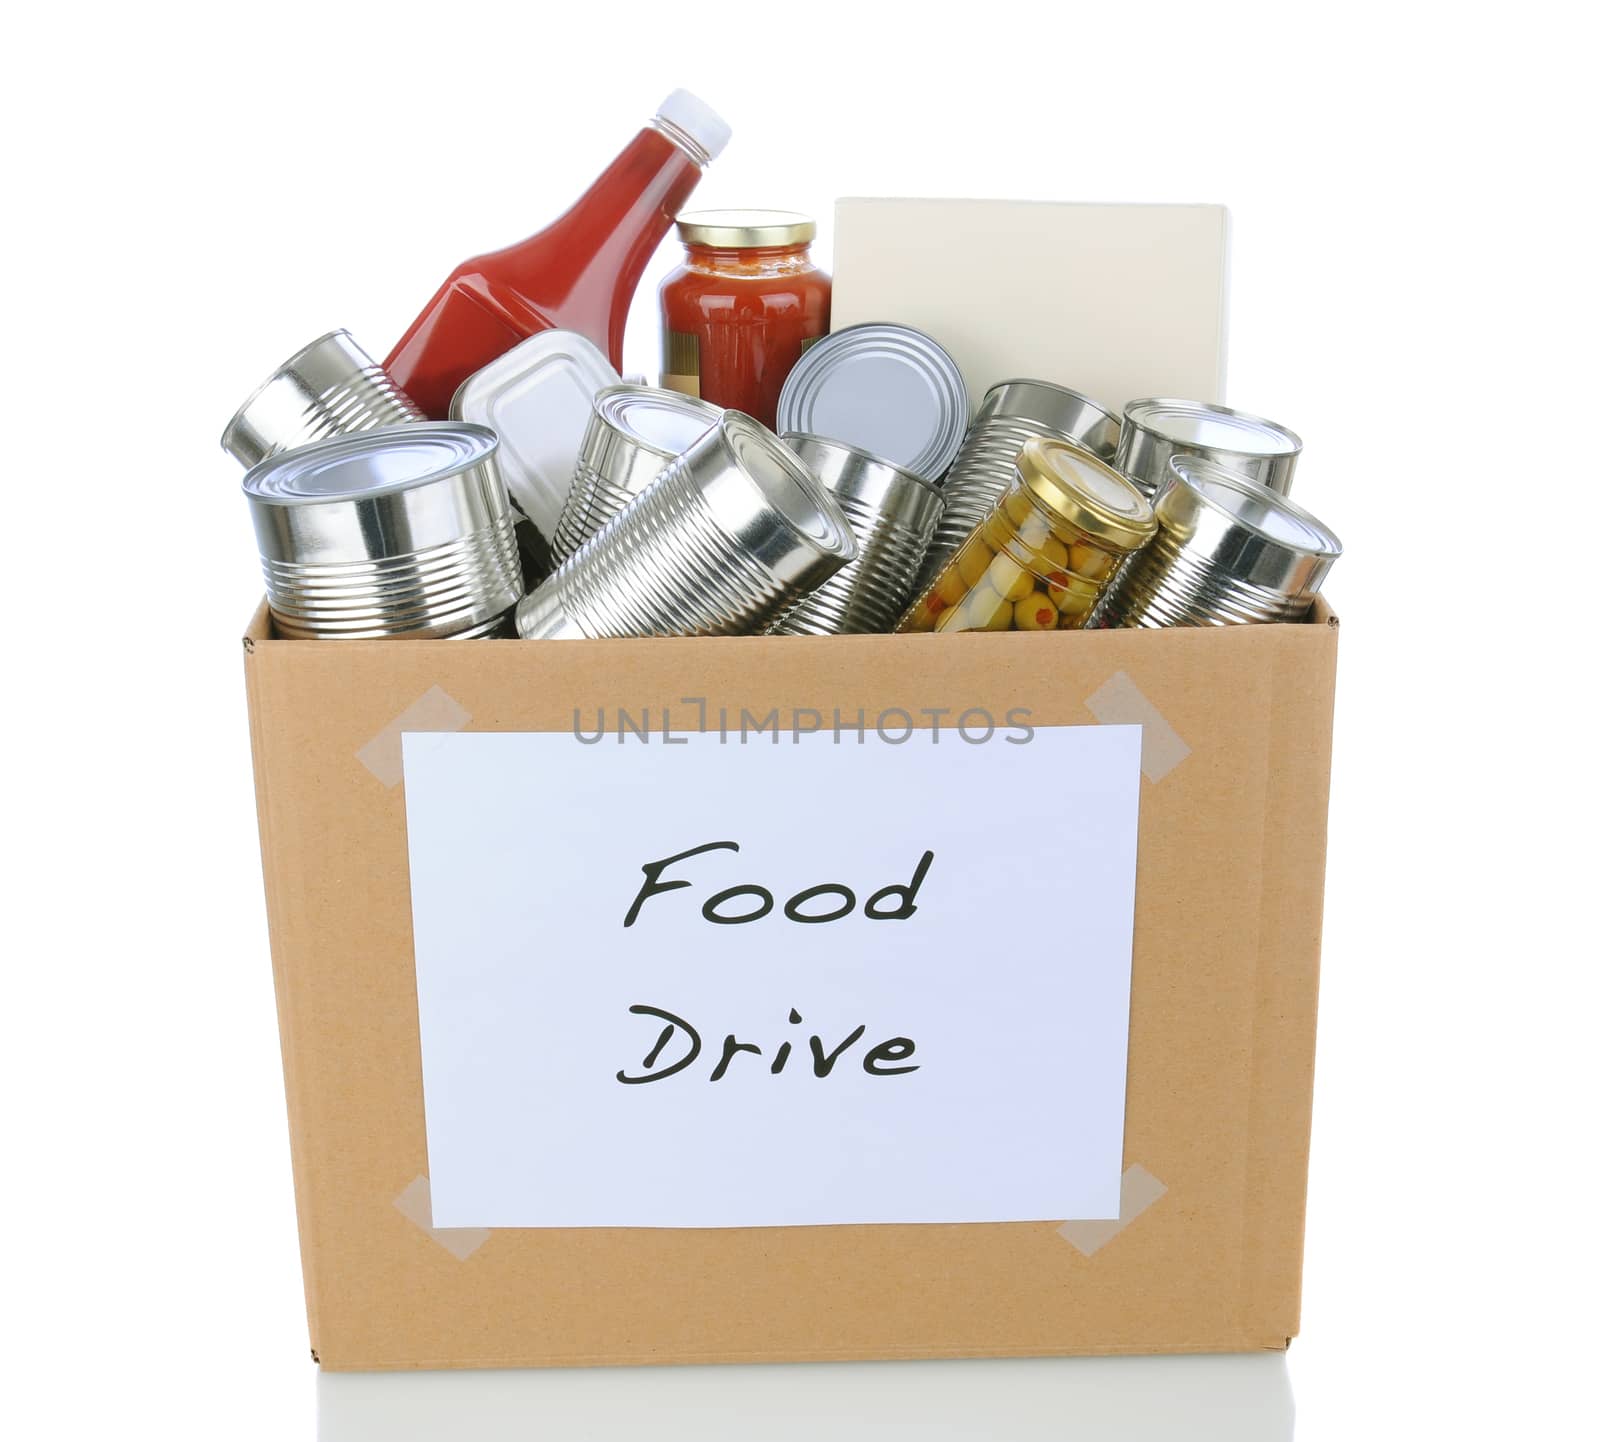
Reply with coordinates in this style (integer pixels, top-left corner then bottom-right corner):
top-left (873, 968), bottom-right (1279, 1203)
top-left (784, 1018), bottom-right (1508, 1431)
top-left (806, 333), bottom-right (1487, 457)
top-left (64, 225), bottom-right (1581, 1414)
top-left (356, 685), bottom-right (472, 787)
top-left (1056, 1164), bottom-right (1167, 1256)
top-left (393, 1174), bottom-right (493, 1261)
top-left (1084, 671), bottom-right (1191, 782)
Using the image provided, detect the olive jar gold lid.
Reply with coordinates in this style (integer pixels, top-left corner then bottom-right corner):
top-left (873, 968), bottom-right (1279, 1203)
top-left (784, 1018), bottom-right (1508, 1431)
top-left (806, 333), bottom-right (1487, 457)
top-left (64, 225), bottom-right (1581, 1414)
top-left (676, 209), bottom-right (817, 248)
top-left (1016, 436), bottom-right (1157, 551)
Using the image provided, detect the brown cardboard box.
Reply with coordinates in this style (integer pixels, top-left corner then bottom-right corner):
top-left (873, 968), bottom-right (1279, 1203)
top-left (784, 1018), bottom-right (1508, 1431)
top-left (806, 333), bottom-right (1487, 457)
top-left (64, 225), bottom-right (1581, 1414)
top-left (243, 601), bottom-right (1337, 1370)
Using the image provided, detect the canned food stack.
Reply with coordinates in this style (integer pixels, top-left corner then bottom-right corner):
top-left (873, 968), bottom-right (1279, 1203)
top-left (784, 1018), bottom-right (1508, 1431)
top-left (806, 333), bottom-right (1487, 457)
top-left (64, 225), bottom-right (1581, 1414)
top-left (920, 381), bottom-right (1123, 588)
top-left (516, 413), bottom-right (856, 640)
top-left (243, 424), bottom-right (523, 639)
top-left (1089, 456), bottom-right (1342, 628)
top-left (220, 87), bottom-right (1343, 642)
top-left (774, 436), bottom-right (944, 636)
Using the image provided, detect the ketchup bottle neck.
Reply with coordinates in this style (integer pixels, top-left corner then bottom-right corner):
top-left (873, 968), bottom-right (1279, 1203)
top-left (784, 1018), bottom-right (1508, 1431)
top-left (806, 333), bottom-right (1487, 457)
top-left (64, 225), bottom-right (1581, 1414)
top-left (527, 126), bottom-right (701, 257)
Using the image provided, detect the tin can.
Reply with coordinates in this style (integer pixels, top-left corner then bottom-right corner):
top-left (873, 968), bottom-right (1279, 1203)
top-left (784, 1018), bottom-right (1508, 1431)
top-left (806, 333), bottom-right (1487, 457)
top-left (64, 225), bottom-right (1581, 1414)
top-left (920, 380), bottom-right (1122, 587)
top-left (242, 423), bottom-right (522, 639)
top-left (1114, 398), bottom-right (1302, 499)
top-left (549, 384), bottom-right (723, 563)
top-left (516, 412), bottom-right (856, 640)
top-left (901, 436), bottom-right (1155, 634)
top-left (221, 330), bottom-right (423, 467)
top-left (1089, 455), bottom-right (1341, 628)
top-left (774, 435), bottom-right (943, 635)
top-left (776, 323), bottom-right (968, 482)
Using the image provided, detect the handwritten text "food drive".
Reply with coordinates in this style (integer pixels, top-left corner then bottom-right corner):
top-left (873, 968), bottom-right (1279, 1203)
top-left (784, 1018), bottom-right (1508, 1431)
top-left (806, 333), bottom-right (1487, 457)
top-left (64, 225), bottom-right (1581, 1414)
top-left (615, 841), bottom-right (931, 1086)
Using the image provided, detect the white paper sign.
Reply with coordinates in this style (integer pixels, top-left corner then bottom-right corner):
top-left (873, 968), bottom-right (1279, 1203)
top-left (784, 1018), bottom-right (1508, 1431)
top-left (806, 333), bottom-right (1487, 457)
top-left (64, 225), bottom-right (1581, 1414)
top-left (403, 724), bottom-right (1143, 1230)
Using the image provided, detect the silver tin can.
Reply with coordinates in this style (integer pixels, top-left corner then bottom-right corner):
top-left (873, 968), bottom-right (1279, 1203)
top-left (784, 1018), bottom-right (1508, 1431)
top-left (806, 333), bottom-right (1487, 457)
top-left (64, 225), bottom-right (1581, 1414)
top-left (221, 330), bottom-right (423, 466)
top-left (774, 435), bottom-right (944, 636)
top-left (516, 412), bottom-right (856, 640)
top-left (243, 423), bottom-right (522, 639)
top-left (1115, 398), bottom-right (1302, 499)
top-left (1089, 455), bottom-right (1341, 629)
top-left (775, 323), bottom-right (968, 482)
top-left (550, 384), bottom-right (722, 563)
top-left (920, 379), bottom-right (1122, 586)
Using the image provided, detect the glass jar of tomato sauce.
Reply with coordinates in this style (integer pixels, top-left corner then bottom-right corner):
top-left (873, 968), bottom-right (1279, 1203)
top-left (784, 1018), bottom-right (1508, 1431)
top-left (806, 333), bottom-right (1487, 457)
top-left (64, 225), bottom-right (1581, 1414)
top-left (658, 210), bottom-right (830, 429)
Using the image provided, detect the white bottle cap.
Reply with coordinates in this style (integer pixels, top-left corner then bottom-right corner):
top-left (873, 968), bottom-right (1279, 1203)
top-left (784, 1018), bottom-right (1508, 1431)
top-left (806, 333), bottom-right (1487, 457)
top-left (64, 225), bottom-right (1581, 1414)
top-left (656, 89), bottom-right (732, 163)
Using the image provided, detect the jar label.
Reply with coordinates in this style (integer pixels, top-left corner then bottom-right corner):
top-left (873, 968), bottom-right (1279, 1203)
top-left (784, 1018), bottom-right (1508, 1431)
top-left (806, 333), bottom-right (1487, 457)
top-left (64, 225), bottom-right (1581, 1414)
top-left (662, 331), bottom-right (701, 398)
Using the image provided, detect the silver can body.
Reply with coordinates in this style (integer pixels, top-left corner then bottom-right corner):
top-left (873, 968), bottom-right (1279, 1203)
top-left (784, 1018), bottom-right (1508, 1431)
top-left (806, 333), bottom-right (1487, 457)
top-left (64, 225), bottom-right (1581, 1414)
top-left (1090, 456), bottom-right (1341, 628)
top-left (1114, 398), bottom-right (1302, 499)
top-left (516, 413), bottom-right (857, 640)
top-left (221, 330), bottom-right (423, 466)
top-left (550, 385), bottom-right (722, 563)
top-left (243, 423), bottom-right (522, 639)
top-left (920, 379), bottom-right (1122, 586)
top-left (774, 436), bottom-right (943, 636)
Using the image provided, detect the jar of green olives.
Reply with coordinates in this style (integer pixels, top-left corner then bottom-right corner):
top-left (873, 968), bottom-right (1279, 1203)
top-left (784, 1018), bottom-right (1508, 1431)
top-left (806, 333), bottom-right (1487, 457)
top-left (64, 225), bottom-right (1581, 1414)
top-left (899, 436), bottom-right (1156, 634)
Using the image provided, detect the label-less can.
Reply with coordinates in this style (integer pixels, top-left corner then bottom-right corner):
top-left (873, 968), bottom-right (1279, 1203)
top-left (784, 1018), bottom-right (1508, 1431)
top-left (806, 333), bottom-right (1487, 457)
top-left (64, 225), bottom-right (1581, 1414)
top-left (517, 412), bottom-right (856, 640)
top-left (550, 385), bottom-right (722, 563)
top-left (1089, 455), bottom-right (1341, 628)
top-left (1114, 398), bottom-right (1302, 499)
top-left (221, 330), bottom-right (423, 467)
top-left (775, 435), bottom-right (943, 635)
top-left (242, 423), bottom-right (522, 639)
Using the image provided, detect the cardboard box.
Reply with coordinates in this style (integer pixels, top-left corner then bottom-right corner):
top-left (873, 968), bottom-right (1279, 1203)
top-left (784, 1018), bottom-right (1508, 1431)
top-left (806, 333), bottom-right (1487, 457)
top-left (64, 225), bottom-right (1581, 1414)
top-left (243, 601), bottom-right (1337, 1370)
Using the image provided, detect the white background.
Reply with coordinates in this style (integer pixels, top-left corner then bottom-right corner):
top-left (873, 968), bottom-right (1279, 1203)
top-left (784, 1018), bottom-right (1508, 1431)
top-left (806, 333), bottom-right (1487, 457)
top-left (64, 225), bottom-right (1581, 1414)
top-left (3, 1), bottom-right (1594, 1437)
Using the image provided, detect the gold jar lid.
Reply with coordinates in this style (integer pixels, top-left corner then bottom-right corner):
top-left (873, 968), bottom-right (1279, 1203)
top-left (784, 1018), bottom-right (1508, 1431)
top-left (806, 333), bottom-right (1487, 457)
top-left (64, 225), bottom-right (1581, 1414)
top-left (1016, 436), bottom-right (1157, 550)
top-left (676, 209), bottom-right (816, 248)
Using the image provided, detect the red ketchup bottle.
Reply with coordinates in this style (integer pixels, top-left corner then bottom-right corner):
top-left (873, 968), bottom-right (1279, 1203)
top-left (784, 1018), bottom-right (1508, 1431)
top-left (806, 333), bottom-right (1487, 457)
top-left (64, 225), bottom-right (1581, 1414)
top-left (385, 91), bottom-right (731, 419)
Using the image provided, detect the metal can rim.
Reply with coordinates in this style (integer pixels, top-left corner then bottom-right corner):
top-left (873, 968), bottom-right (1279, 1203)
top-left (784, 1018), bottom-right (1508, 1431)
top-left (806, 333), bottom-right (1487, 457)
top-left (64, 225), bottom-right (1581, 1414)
top-left (241, 422), bottom-right (500, 507)
top-left (593, 383), bottom-right (725, 459)
top-left (1164, 455), bottom-right (1342, 559)
top-left (780, 432), bottom-right (946, 501)
top-left (221, 329), bottom-right (355, 446)
top-left (1123, 397), bottom-right (1304, 458)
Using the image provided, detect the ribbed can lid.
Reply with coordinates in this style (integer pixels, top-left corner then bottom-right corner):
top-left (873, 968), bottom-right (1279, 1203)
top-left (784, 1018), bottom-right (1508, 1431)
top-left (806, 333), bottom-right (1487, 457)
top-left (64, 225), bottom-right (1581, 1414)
top-left (776, 324), bottom-right (968, 482)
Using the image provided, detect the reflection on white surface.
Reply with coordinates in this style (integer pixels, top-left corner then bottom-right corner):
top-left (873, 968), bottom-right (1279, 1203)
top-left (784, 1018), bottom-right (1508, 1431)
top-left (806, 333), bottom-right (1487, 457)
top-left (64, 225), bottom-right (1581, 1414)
top-left (319, 1352), bottom-right (1293, 1441)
